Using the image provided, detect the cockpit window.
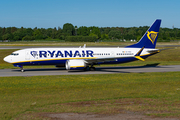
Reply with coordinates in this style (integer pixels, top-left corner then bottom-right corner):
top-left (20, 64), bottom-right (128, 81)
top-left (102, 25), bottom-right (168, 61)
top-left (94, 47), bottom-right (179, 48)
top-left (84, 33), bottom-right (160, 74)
top-left (11, 53), bottom-right (19, 56)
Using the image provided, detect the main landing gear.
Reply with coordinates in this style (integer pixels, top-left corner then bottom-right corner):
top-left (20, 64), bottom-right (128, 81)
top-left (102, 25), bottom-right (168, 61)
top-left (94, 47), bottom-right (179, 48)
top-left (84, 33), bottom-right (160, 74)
top-left (89, 64), bottom-right (96, 71)
top-left (83, 64), bottom-right (96, 71)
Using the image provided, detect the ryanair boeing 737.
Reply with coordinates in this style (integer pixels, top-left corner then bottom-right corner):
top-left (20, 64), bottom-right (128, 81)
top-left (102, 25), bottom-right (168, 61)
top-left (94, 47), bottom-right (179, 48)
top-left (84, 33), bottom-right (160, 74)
top-left (4, 19), bottom-right (161, 72)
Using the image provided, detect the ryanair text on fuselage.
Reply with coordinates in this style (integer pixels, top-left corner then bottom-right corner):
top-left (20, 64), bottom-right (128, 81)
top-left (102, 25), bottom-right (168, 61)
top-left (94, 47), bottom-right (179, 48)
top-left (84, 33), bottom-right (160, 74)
top-left (31, 50), bottom-right (94, 58)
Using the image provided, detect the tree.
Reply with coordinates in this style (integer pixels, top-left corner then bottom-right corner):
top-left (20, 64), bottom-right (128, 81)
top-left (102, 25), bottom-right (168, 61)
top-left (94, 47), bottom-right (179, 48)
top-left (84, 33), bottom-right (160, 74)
top-left (0, 27), bottom-right (3, 39)
top-left (0, 23), bottom-right (180, 42)
top-left (63, 23), bottom-right (75, 36)
top-left (2, 33), bottom-right (11, 40)
top-left (22, 35), bottom-right (34, 40)
top-left (13, 29), bottom-right (23, 40)
top-left (33, 29), bottom-right (43, 40)
top-left (89, 33), bottom-right (98, 39)
top-left (77, 26), bottom-right (89, 36)
top-left (136, 35), bottom-right (142, 41)
top-left (101, 34), bottom-right (109, 40)
top-left (41, 28), bottom-right (48, 39)
top-left (56, 27), bottom-right (63, 39)
top-left (52, 27), bottom-right (57, 39)
top-left (108, 30), bottom-right (121, 40)
top-left (2, 27), bottom-right (5, 36)
top-left (24, 28), bottom-right (33, 36)
top-left (46, 28), bottom-right (52, 38)
top-left (33, 27), bottom-right (37, 31)
top-left (89, 26), bottom-right (101, 39)
top-left (127, 28), bottom-right (136, 40)
top-left (11, 27), bottom-right (17, 33)
top-left (5, 27), bottom-right (12, 34)
top-left (13, 36), bottom-right (20, 40)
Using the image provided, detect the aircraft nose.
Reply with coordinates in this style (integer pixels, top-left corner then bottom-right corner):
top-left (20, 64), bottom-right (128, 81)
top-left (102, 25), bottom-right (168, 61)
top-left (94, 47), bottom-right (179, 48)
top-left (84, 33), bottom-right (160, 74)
top-left (3, 56), bottom-right (11, 63)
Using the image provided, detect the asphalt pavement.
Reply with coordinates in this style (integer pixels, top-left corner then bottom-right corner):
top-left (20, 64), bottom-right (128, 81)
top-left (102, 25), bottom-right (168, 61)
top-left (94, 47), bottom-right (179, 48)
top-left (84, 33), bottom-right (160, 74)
top-left (0, 65), bottom-right (180, 77)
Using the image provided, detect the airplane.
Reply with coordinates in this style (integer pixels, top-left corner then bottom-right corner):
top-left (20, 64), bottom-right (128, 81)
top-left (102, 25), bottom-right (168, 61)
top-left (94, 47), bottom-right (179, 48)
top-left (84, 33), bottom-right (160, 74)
top-left (4, 19), bottom-right (161, 72)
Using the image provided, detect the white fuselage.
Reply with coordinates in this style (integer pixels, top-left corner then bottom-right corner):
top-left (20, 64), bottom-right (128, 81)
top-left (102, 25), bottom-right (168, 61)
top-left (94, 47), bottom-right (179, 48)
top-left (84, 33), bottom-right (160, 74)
top-left (4, 47), bottom-right (156, 65)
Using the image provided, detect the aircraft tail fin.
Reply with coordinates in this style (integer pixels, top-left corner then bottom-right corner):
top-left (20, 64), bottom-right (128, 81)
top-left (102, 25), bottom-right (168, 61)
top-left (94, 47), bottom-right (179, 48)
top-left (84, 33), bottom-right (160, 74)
top-left (126, 19), bottom-right (161, 49)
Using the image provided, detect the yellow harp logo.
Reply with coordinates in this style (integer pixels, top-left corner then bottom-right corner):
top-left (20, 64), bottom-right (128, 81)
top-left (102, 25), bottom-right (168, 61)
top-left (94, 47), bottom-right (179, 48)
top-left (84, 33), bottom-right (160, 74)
top-left (147, 31), bottom-right (158, 44)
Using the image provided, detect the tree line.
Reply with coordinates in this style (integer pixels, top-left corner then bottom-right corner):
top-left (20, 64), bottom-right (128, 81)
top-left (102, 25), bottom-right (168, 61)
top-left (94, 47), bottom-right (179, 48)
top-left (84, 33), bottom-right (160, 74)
top-left (1, 23), bottom-right (180, 42)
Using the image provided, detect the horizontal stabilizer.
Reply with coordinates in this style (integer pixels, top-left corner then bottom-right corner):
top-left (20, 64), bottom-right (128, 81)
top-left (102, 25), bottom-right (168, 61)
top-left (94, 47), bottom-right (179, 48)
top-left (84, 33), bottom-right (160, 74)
top-left (135, 56), bottom-right (145, 61)
top-left (147, 49), bottom-right (160, 53)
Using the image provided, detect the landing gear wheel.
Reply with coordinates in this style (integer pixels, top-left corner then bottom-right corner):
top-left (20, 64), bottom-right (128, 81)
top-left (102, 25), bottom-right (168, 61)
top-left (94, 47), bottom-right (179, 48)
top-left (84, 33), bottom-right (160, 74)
top-left (89, 67), bottom-right (96, 71)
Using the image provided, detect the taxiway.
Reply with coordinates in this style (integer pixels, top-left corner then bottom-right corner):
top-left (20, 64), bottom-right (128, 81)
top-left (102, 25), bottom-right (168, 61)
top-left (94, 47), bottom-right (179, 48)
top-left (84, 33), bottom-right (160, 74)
top-left (0, 65), bottom-right (180, 77)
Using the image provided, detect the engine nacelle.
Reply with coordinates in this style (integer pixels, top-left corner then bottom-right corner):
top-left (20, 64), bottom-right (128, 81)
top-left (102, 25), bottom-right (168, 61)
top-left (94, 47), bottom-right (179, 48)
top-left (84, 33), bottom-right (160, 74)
top-left (65, 60), bottom-right (86, 70)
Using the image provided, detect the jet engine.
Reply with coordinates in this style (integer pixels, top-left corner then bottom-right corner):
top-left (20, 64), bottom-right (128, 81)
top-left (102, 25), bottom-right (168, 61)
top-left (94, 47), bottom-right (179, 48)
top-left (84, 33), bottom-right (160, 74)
top-left (65, 60), bottom-right (86, 70)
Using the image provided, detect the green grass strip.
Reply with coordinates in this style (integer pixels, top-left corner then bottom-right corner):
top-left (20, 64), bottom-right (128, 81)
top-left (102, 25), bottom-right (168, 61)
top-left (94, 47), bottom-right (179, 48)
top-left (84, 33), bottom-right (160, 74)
top-left (0, 72), bottom-right (180, 119)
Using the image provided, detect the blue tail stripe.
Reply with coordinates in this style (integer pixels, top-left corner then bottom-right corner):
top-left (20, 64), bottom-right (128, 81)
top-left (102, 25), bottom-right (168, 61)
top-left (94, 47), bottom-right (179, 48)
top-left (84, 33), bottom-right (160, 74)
top-left (126, 19), bottom-right (161, 48)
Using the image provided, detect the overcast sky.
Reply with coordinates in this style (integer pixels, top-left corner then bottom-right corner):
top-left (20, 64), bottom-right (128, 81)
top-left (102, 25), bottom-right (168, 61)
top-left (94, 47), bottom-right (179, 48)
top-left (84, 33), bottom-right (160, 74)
top-left (1, 0), bottom-right (179, 28)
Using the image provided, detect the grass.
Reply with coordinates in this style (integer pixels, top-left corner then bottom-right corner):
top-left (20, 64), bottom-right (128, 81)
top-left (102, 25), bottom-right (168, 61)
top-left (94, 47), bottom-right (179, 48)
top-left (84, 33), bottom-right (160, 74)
top-left (0, 72), bottom-right (180, 119)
